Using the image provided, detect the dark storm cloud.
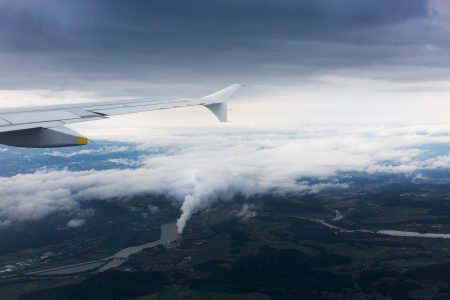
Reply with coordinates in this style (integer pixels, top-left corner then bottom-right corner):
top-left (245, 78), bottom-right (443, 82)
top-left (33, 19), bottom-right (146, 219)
top-left (0, 0), bottom-right (430, 50)
top-left (0, 0), bottom-right (446, 90)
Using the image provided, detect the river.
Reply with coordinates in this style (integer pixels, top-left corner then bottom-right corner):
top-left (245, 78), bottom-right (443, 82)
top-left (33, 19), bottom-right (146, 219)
top-left (29, 221), bottom-right (179, 276)
top-left (301, 216), bottom-right (450, 239)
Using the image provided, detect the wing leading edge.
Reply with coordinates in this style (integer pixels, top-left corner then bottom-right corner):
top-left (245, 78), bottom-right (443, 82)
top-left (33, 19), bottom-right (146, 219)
top-left (0, 84), bottom-right (243, 148)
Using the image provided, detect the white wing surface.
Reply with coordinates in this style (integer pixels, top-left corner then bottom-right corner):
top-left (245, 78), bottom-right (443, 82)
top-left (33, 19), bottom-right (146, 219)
top-left (0, 84), bottom-right (243, 148)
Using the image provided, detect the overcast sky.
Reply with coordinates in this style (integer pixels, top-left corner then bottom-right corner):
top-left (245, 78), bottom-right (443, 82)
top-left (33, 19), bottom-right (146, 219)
top-left (1, 0), bottom-right (450, 123)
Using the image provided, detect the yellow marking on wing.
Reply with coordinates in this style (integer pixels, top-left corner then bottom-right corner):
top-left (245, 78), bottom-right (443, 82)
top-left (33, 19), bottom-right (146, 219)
top-left (77, 135), bottom-right (88, 145)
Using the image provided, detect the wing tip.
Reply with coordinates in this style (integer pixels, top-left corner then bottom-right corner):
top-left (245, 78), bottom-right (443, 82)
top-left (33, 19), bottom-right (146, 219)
top-left (202, 84), bottom-right (245, 122)
top-left (202, 84), bottom-right (245, 103)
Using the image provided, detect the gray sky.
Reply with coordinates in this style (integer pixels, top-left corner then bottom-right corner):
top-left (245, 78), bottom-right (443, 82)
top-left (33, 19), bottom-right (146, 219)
top-left (0, 0), bottom-right (449, 123)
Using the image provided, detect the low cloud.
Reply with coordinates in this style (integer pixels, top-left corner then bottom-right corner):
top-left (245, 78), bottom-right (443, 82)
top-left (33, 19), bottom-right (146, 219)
top-left (147, 204), bottom-right (160, 214)
top-left (107, 158), bottom-right (139, 167)
top-left (44, 145), bottom-right (131, 158)
top-left (67, 218), bottom-right (86, 228)
top-left (2, 125), bottom-right (450, 233)
top-left (236, 204), bottom-right (257, 220)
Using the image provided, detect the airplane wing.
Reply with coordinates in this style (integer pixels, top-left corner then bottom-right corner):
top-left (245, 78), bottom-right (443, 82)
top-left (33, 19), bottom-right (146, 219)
top-left (0, 84), bottom-right (243, 148)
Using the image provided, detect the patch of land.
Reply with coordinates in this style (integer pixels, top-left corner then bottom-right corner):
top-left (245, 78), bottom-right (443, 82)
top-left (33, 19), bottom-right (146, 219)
top-left (4, 180), bottom-right (450, 299)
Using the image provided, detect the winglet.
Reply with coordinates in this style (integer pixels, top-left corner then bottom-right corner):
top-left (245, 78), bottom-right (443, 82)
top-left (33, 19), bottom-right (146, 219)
top-left (202, 84), bottom-right (243, 122)
top-left (204, 102), bottom-right (228, 122)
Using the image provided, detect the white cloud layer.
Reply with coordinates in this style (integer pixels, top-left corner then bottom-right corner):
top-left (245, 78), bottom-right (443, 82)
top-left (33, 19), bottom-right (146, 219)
top-left (2, 124), bottom-right (450, 233)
